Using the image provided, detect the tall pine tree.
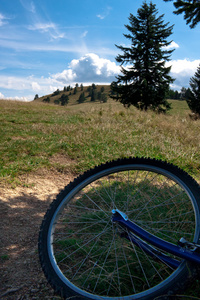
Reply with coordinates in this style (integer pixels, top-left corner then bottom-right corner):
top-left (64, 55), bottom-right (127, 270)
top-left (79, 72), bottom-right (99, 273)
top-left (186, 64), bottom-right (200, 117)
top-left (111, 1), bottom-right (174, 112)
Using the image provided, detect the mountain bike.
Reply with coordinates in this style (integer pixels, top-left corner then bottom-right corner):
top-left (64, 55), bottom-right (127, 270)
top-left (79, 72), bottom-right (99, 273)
top-left (38, 157), bottom-right (200, 299)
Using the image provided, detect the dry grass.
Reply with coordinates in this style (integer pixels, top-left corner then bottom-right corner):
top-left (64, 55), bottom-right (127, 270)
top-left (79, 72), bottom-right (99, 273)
top-left (0, 98), bottom-right (200, 187)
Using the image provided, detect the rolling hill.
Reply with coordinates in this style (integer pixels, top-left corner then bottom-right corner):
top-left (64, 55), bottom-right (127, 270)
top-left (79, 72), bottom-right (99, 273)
top-left (34, 84), bottom-right (112, 105)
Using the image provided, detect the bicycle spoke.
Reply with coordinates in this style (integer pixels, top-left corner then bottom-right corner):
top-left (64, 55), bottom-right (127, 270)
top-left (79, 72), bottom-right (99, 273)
top-left (92, 227), bottom-right (116, 293)
top-left (121, 237), bottom-right (136, 293)
top-left (55, 221), bottom-right (111, 264)
top-left (128, 230), bottom-right (150, 289)
top-left (90, 182), bottom-right (113, 210)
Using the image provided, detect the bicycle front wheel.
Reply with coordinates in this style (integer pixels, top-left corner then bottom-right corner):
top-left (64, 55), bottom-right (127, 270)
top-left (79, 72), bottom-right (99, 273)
top-left (38, 157), bottom-right (200, 299)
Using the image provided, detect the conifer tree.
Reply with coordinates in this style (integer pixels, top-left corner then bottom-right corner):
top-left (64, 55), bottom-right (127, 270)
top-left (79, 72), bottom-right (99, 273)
top-left (78, 92), bottom-right (86, 103)
top-left (87, 86), bottom-right (92, 97)
top-left (164, 0), bottom-right (200, 28)
top-left (111, 1), bottom-right (174, 112)
top-left (43, 96), bottom-right (50, 103)
top-left (73, 86), bottom-right (77, 95)
top-left (60, 94), bottom-right (69, 106)
top-left (101, 93), bottom-right (108, 103)
top-left (90, 89), bottom-right (97, 102)
top-left (186, 64), bottom-right (200, 116)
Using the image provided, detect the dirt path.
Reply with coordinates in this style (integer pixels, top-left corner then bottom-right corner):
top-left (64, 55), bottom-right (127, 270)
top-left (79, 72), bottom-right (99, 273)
top-left (0, 171), bottom-right (74, 299)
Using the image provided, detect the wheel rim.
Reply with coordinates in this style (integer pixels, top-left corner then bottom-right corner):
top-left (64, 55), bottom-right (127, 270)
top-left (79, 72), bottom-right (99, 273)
top-left (47, 164), bottom-right (200, 299)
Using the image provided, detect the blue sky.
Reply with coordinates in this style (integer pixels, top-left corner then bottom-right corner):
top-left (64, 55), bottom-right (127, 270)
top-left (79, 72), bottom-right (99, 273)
top-left (0, 0), bottom-right (200, 101)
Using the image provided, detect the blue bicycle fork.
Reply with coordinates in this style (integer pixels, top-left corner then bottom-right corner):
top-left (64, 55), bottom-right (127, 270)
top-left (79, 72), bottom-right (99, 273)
top-left (112, 209), bottom-right (200, 267)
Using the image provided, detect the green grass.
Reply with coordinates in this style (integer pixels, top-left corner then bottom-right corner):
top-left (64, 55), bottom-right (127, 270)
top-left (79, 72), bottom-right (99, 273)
top-left (0, 98), bottom-right (200, 186)
top-left (168, 99), bottom-right (190, 116)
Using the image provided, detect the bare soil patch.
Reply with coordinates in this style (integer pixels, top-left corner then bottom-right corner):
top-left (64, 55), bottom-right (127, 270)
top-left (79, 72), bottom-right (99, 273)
top-left (0, 170), bottom-right (74, 299)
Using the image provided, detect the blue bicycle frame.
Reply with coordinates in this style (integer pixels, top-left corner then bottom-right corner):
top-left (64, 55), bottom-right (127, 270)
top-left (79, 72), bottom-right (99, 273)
top-left (112, 209), bottom-right (200, 267)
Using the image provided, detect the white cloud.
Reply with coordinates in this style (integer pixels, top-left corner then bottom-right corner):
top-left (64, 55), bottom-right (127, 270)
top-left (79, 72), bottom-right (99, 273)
top-left (20, 0), bottom-right (36, 13)
top-left (28, 22), bottom-right (65, 40)
top-left (97, 6), bottom-right (112, 20)
top-left (53, 53), bottom-right (120, 84)
top-left (0, 13), bottom-right (5, 26)
top-left (0, 74), bottom-right (60, 99)
top-left (81, 30), bottom-right (88, 38)
top-left (28, 22), bottom-right (56, 32)
top-left (0, 74), bottom-right (60, 91)
top-left (0, 33), bottom-right (117, 55)
top-left (31, 81), bottom-right (41, 91)
top-left (0, 13), bottom-right (9, 26)
top-left (1, 56), bottom-right (199, 101)
top-left (0, 38), bottom-right (84, 52)
top-left (7, 96), bottom-right (31, 101)
top-left (170, 59), bottom-right (200, 75)
top-left (0, 92), bottom-right (4, 98)
top-left (167, 59), bottom-right (200, 90)
top-left (0, 53), bottom-right (120, 100)
top-left (163, 41), bottom-right (180, 50)
top-left (53, 69), bottom-right (77, 82)
top-left (0, 91), bottom-right (31, 101)
top-left (30, 2), bottom-right (36, 13)
top-left (96, 14), bottom-right (105, 20)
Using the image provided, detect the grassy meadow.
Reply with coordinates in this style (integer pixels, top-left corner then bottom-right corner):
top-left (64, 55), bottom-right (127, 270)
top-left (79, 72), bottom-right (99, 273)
top-left (0, 95), bottom-right (200, 187)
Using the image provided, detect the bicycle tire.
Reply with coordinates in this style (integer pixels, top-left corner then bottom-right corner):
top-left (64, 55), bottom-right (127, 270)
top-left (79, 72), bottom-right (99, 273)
top-left (38, 157), bottom-right (200, 299)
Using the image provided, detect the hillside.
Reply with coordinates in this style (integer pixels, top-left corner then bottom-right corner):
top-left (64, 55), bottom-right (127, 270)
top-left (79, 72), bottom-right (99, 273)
top-left (0, 97), bottom-right (198, 186)
top-left (34, 84), bottom-right (112, 105)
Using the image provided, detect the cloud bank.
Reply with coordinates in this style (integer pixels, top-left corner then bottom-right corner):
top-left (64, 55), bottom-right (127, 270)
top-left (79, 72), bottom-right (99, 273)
top-left (53, 54), bottom-right (200, 91)
top-left (0, 54), bottom-right (200, 101)
top-left (53, 53), bottom-right (120, 84)
top-left (0, 91), bottom-right (30, 101)
top-left (167, 59), bottom-right (200, 90)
